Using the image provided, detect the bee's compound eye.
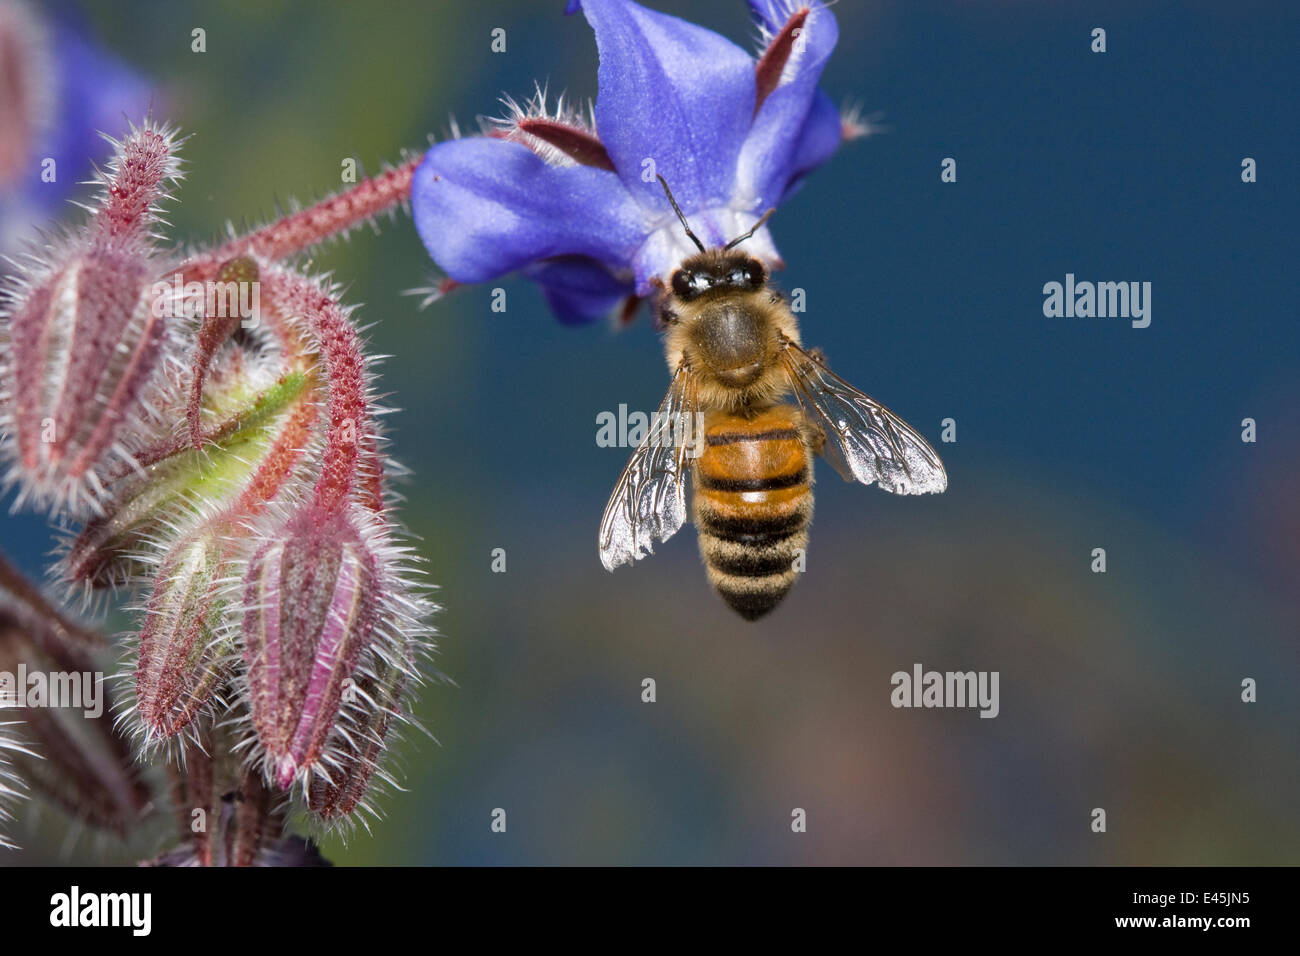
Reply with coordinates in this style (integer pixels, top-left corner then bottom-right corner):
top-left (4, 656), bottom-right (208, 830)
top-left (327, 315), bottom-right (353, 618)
top-left (744, 259), bottom-right (766, 287)
top-left (671, 269), bottom-right (693, 298)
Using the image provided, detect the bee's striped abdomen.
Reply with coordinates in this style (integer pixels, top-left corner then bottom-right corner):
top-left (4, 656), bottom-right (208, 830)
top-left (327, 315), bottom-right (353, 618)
top-left (693, 405), bottom-right (812, 620)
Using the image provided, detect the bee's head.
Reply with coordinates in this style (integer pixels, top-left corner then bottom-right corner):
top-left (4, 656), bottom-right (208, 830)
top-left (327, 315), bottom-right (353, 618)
top-left (655, 173), bottom-right (775, 302)
top-left (656, 175), bottom-right (781, 389)
top-left (669, 251), bottom-right (768, 303)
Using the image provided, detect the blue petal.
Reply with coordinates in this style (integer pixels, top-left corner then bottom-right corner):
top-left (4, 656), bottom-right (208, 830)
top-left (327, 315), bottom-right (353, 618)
top-left (781, 89), bottom-right (843, 200)
top-left (524, 256), bottom-right (634, 325)
top-left (578, 0), bottom-right (756, 213)
top-left (411, 137), bottom-right (648, 284)
top-left (733, 1), bottom-right (839, 208)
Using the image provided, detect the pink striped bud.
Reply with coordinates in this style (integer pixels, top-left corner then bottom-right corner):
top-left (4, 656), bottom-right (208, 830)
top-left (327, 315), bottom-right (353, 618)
top-left (134, 529), bottom-right (233, 742)
top-left (0, 112), bottom-right (438, 847)
top-left (243, 505), bottom-right (379, 791)
top-left (0, 120), bottom-right (181, 515)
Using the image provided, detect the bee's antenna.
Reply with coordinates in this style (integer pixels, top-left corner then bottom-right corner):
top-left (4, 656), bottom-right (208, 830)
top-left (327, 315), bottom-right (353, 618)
top-left (723, 207), bottom-right (776, 250)
top-left (656, 175), bottom-right (706, 253)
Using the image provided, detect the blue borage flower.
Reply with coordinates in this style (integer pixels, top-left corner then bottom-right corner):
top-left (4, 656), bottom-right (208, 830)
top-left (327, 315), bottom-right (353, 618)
top-left (412, 0), bottom-right (865, 325)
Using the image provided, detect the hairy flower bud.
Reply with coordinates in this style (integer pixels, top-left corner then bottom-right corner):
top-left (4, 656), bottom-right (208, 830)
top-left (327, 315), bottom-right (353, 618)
top-left (4, 251), bottom-right (165, 510)
top-left (243, 505), bottom-right (379, 791)
top-left (1, 110), bottom-right (437, 848)
top-left (0, 121), bottom-right (182, 515)
top-left (61, 366), bottom-right (317, 592)
top-left (133, 529), bottom-right (233, 742)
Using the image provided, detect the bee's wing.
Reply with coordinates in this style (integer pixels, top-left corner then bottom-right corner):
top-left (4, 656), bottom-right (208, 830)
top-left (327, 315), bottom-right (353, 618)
top-left (598, 366), bottom-right (698, 571)
top-left (779, 339), bottom-right (947, 495)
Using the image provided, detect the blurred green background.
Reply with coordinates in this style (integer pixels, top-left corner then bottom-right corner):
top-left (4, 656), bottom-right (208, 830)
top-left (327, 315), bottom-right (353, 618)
top-left (3, 0), bottom-right (1297, 864)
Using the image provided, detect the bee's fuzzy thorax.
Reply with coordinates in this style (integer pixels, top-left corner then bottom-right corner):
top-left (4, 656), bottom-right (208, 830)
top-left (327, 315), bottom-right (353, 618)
top-left (661, 282), bottom-right (801, 415)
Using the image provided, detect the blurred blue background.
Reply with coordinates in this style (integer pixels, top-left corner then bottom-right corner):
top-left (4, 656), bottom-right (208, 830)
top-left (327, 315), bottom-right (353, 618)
top-left (2, 0), bottom-right (1297, 864)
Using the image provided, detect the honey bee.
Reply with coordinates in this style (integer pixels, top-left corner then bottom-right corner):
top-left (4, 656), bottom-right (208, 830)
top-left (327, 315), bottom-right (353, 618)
top-left (599, 177), bottom-right (948, 620)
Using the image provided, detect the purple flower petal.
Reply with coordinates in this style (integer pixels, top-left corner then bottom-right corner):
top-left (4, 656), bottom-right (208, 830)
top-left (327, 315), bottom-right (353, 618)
top-left (782, 88), bottom-right (844, 199)
top-left (579, 0), bottom-right (756, 212)
top-left (412, 0), bottom-right (849, 324)
top-left (734, 1), bottom-right (839, 208)
top-left (524, 257), bottom-right (634, 325)
top-left (412, 137), bottom-right (648, 284)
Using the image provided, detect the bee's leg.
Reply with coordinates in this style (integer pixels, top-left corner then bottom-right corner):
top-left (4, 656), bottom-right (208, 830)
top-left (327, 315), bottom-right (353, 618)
top-left (649, 276), bottom-right (677, 327)
top-left (801, 418), bottom-right (827, 455)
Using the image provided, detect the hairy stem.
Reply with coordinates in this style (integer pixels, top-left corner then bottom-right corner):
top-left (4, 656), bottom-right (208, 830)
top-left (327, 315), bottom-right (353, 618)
top-left (181, 157), bottom-right (420, 282)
